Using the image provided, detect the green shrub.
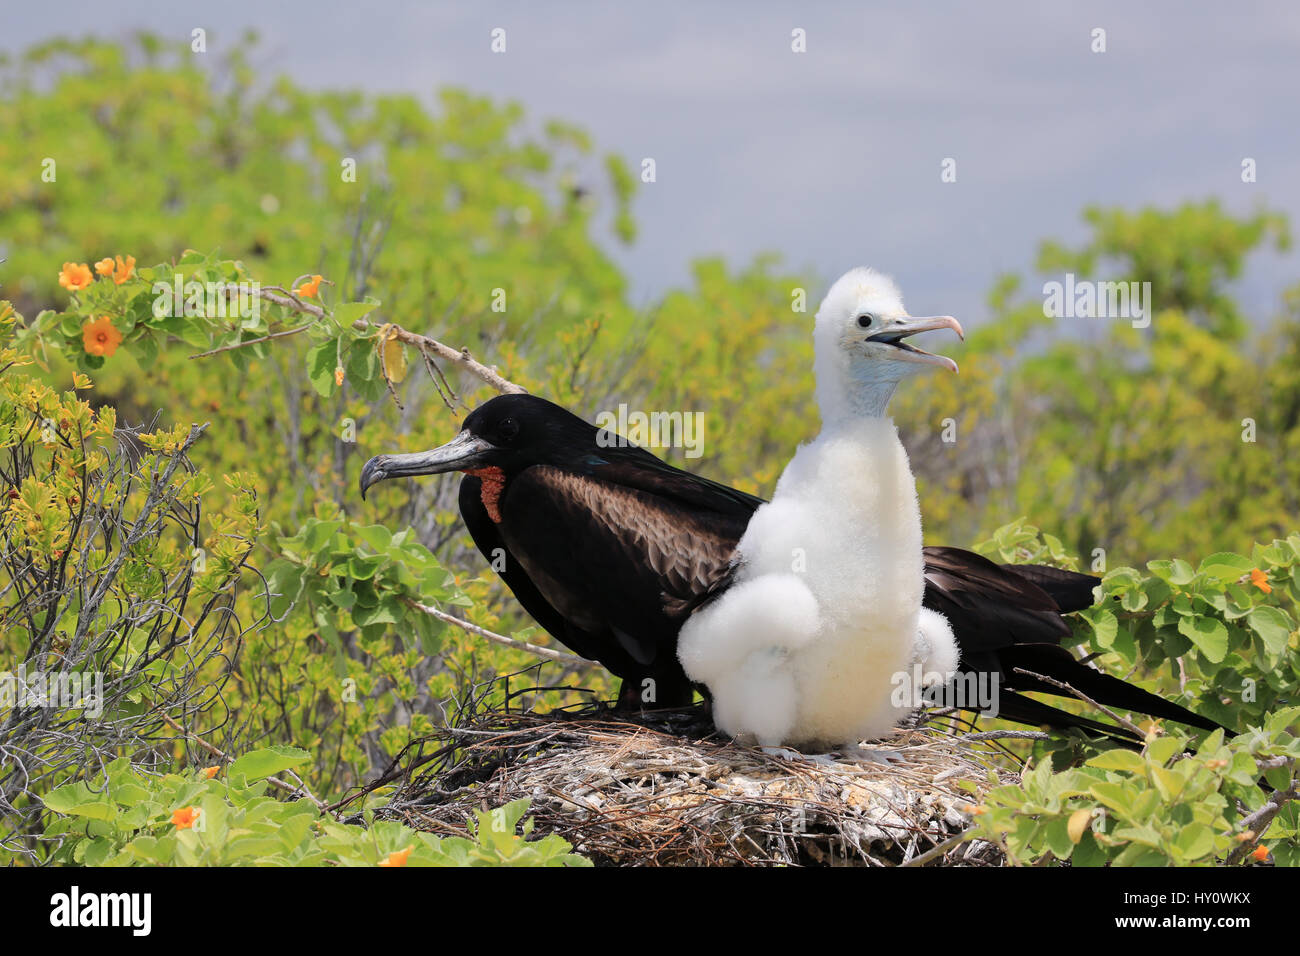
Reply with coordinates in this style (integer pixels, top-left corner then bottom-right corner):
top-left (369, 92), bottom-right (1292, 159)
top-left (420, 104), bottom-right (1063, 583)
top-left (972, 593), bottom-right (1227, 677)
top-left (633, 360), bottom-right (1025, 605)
top-left (39, 752), bottom-right (587, 867)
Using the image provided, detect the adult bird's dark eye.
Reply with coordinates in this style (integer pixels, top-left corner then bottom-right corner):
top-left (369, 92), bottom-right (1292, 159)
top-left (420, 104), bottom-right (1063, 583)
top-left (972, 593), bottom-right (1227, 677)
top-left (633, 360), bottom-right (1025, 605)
top-left (857, 314), bottom-right (874, 329)
top-left (499, 418), bottom-right (519, 440)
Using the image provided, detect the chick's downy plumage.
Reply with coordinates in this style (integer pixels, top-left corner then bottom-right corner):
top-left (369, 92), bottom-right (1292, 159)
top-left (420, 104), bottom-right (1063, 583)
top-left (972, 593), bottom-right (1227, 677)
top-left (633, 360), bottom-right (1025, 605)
top-left (678, 267), bottom-right (963, 747)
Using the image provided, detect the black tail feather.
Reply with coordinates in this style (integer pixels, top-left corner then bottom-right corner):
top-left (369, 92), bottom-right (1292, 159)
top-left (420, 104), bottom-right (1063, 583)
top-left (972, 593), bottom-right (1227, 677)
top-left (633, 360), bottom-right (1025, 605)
top-left (991, 690), bottom-right (1145, 748)
top-left (996, 562), bottom-right (1099, 613)
top-left (998, 643), bottom-right (1226, 734)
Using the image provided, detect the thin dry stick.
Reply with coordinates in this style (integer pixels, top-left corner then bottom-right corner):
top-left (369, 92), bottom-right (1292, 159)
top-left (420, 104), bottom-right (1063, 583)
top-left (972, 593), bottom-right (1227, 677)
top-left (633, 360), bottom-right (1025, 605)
top-left (188, 321), bottom-right (316, 358)
top-left (405, 599), bottom-right (591, 668)
top-left (900, 829), bottom-right (970, 867)
top-left (1011, 667), bottom-right (1146, 739)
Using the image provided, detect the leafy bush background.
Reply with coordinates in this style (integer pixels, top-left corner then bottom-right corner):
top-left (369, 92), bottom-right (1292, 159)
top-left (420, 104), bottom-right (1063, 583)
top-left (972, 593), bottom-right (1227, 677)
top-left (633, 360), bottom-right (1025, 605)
top-left (0, 34), bottom-right (1296, 865)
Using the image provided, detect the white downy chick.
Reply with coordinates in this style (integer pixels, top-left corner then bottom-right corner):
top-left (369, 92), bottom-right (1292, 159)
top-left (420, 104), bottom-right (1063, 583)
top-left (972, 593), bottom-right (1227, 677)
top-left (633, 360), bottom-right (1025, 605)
top-left (678, 267), bottom-right (963, 748)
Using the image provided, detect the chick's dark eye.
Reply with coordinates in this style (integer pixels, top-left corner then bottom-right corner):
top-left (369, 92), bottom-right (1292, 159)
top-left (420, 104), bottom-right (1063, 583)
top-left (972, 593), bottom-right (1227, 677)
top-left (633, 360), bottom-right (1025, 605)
top-left (498, 418), bottom-right (519, 441)
top-left (857, 314), bottom-right (874, 329)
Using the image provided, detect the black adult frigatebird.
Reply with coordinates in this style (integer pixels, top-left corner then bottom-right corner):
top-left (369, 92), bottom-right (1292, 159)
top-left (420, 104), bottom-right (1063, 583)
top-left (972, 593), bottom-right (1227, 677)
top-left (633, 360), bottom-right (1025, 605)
top-left (360, 393), bottom-right (1222, 744)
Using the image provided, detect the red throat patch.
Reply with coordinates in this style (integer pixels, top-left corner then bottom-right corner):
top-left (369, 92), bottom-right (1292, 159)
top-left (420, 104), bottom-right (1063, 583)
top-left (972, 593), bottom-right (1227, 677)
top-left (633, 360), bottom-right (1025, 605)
top-left (464, 466), bottom-right (506, 523)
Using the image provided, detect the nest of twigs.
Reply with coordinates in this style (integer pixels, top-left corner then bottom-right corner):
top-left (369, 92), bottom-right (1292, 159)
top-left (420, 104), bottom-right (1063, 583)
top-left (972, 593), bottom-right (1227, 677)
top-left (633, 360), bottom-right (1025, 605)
top-left (342, 679), bottom-right (1024, 866)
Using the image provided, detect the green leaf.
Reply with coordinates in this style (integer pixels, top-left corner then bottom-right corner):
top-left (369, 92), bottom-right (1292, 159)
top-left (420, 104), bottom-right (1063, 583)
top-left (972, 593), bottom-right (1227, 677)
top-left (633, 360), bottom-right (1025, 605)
top-left (353, 524), bottom-right (393, 553)
top-left (134, 331), bottom-right (159, 367)
top-left (264, 559), bottom-right (305, 619)
top-left (1174, 823), bottom-right (1215, 860)
top-left (1169, 559), bottom-right (1196, 586)
top-left (328, 586), bottom-right (357, 610)
top-left (352, 600), bottom-right (399, 627)
top-left (1177, 615), bottom-right (1229, 663)
top-left (1145, 736), bottom-right (1183, 766)
top-left (224, 835), bottom-right (286, 861)
top-left (1247, 606), bottom-right (1294, 656)
top-left (82, 837), bottom-right (114, 866)
top-left (1120, 588), bottom-right (1148, 612)
top-left (307, 338), bottom-right (339, 397)
top-left (334, 299), bottom-right (381, 326)
top-left (39, 783), bottom-right (83, 814)
top-left (1197, 552), bottom-right (1255, 582)
top-left (1090, 781), bottom-right (1137, 815)
top-left (347, 554), bottom-right (385, 581)
top-left (64, 801), bottom-right (117, 822)
top-left (1042, 815), bottom-right (1076, 860)
top-left (345, 339), bottom-right (384, 400)
top-left (229, 746), bottom-right (312, 782)
top-left (41, 782), bottom-right (116, 820)
top-left (1088, 750), bottom-right (1147, 774)
top-left (1113, 824), bottom-right (1163, 849)
top-left (1086, 607), bottom-right (1119, 649)
top-left (1071, 830), bottom-right (1109, 867)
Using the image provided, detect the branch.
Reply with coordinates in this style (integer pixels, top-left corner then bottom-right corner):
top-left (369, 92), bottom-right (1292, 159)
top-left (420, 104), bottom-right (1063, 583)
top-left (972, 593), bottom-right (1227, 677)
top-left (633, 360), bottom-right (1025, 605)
top-left (957, 730), bottom-right (1051, 743)
top-left (194, 284), bottom-right (527, 396)
top-left (404, 599), bottom-right (591, 668)
top-left (1011, 667), bottom-right (1146, 739)
top-left (1225, 758), bottom-right (1297, 865)
top-left (900, 830), bottom-right (970, 867)
top-left (188, 320), bottom-right (315, 358)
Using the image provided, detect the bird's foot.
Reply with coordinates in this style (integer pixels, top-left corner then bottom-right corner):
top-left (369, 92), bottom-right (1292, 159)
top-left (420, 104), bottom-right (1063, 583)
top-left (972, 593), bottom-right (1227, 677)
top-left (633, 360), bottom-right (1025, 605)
top-left (836, 744), bottom-right (905, 765)
top-left (760, 746), bottom-right (804, 762)
top-left (759, 747), bottom-right (849, 769)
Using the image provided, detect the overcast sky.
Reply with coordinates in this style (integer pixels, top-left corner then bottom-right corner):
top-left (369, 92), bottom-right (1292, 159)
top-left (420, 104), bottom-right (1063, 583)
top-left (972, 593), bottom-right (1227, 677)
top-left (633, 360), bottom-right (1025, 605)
top-left (4, 1), bottom-right (1298, 327)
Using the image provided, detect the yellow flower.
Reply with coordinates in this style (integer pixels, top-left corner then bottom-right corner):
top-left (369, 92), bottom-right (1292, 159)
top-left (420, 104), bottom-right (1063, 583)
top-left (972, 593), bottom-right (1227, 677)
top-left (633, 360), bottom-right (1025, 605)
top-left (171, 806), bottom-right (200, 829)
top-left (58, 262), bottom-right (93, 292)
top-left (297, 274), bottom-right (323, 298)
top-left (110, 254), bottom-right (136, 285)
top-left (82, 316), bottom-right (123, 358)
top-left (378, 846), bottom-right (412, 867)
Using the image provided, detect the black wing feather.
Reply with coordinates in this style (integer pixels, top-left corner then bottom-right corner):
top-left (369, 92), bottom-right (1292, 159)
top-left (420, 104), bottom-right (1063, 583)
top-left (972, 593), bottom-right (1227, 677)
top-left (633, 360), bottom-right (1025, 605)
top-left (457, 425), bottom-right (1221, 735)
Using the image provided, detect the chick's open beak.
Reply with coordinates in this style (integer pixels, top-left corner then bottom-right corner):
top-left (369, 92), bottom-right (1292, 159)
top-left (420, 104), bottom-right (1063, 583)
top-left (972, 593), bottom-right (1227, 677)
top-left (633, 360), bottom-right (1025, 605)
top-left (866, 315), bottom-right (964, 372)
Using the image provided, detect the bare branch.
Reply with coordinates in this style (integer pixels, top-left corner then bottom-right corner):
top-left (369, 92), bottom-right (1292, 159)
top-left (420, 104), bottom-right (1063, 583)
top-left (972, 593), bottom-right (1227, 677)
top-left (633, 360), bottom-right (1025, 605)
top-left (1011, 667), bottom-right (1146, 739)
top-left (1225, 758), bottom-right (1297, 865)
top-left (195, 284), bottom-right (527, 396)
top-left (405, 599), bottom-right (590, 668)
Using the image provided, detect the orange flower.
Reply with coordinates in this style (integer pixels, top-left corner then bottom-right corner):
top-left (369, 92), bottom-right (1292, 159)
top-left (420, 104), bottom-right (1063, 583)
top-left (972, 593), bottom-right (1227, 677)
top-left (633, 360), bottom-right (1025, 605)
top-left (82, 316), bottom-right (123, 358)
top-left (171, 806), bottom-right (200, 829)
top-left (297, 274), bottom-right (323, 298)
top-left (58, 262), bottom-right (94, 292)
top-left (201, 766), bottom-right (219, 779)
top-left (1250, 568), bottom-right (1271, 594)
top-left (94, 258), bottom-right (115, 276)
top-left (110, 254), bottom-right (136, 285)
top-left (1251, 845), bottom-right (1269, 862)
top-left (378, 846), bottom-right (411, 867)
top-left (333, 366), bottom-right (345, 387)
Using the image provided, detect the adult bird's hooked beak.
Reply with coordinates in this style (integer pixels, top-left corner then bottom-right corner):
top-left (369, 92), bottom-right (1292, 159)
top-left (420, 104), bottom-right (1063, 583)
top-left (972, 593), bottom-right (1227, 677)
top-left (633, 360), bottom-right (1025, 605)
top-left (866, 314), bottom-right (964, 373)
top-left (359, 430), bottom-right (494, 499)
